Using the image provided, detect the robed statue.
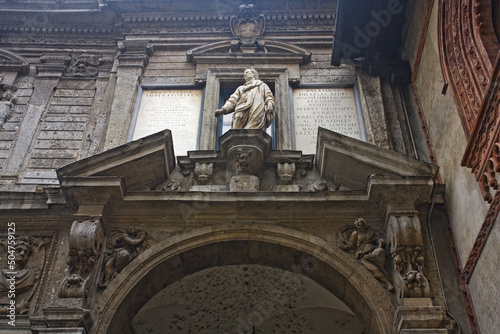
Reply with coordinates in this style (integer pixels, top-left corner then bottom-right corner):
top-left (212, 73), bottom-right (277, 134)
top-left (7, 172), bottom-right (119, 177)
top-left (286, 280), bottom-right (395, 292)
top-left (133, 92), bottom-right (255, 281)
top-left (215, 68), bottom-right (275, 130)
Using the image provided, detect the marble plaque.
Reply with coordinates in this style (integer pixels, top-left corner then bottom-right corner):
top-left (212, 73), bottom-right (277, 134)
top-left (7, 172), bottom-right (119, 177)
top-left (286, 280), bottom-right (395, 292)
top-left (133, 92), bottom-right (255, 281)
top-left (132, 89), bottom-right (203, 156)
top-left (293, 87), bottom-right (361, 154)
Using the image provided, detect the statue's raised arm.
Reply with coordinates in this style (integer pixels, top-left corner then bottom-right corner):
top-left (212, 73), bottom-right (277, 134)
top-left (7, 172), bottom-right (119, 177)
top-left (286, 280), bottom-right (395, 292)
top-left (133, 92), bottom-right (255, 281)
top-left (214, 68), bottom-right (275, 130)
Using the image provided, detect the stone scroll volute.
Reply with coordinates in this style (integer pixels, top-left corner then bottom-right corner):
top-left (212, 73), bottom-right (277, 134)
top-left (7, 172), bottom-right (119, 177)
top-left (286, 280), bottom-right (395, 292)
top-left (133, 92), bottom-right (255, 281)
top-left (60, 219), bottom-right (104, 298)
top-left (387, 214), bottom-right (430, 302)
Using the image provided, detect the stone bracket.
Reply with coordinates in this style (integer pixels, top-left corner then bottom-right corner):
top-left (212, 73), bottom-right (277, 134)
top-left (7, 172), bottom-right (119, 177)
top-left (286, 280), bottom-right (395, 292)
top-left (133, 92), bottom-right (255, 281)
top-left (387, 213), bottom-right (430, 301)
top-left (31, 307), bottom-right (93, 333)
top-left (394, 305), bottom-right (447, 333)
top-left (60, 219), bottom-right (104, 298)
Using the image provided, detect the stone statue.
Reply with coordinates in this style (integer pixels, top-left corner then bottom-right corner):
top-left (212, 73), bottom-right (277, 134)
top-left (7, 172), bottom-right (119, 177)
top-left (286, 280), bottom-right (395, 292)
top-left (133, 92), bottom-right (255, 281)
top-left (214, 68), bottom-right (275, 130)
top-left (339, 218), bottom-right (394, 291)
top-left (0, 237), bottom-right (48, 314)
top-left (100, 227), bottom-right (152, 287)
top-left (0, 84), bottom-right (17, 129)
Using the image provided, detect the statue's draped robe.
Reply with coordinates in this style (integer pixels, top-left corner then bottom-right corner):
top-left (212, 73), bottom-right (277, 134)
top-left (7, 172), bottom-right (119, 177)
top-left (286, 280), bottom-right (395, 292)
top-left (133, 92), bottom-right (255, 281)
top-left (222, 79), bottom-right (275, 130)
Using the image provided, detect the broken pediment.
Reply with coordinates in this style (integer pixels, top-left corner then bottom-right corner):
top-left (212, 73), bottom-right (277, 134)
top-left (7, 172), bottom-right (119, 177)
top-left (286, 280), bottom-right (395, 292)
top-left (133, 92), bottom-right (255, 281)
top-left (186, 40), bottom-right (312, 65)
top-left (54, 128), bottom-right (439, 221)
top-left (186, 4), bottom-right (311, 65)
top-left (315, 127), bottom-right (439, 191)
top-left (0, 48), bottom-right (30, 74)
top-left (57, 130), bottom-right (175, 192)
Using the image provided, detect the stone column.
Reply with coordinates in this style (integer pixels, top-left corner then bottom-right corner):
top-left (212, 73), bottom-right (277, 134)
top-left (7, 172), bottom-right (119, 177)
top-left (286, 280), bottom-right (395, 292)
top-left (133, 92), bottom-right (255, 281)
top-left (103, 40), bottom-right (152, 150)
top-left (1, 54), bottom-right (70, 178)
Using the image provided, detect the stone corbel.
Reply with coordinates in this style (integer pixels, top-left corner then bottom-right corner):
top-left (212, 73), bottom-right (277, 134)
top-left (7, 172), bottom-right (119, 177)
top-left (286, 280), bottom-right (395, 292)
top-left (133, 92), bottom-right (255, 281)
top-left (387, 213), bottom-right (429, 301)
top-left (117, 40), bottom-right (153, 70)
top-left (60, 219), bottom-right (104, 298)
top-left (387, 213), bottom-right (448, 332)
top-left (37, 54), bottom-right (71, 78)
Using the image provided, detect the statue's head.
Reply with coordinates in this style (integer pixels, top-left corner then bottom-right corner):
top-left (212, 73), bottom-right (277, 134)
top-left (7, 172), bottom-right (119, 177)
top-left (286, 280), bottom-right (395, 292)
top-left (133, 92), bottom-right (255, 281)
top-left (14, 240), bottom-right (33, 268)
top-left (354, 218), bottom-right (367, 229)
top-left (244, 68), bottom-right (259, 81)
top-left (126, 227), bottom-right (138, 236)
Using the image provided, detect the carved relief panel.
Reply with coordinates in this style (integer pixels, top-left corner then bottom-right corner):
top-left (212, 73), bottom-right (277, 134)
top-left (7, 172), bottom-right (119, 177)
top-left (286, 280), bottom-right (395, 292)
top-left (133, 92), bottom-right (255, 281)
top-left (0, 234), bottom-right (51, 315)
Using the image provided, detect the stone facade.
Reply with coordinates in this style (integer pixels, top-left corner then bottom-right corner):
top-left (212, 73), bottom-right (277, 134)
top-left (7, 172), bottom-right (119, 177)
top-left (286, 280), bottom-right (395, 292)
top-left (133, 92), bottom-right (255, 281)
top-left (0, 0), bottom-right (489, 333)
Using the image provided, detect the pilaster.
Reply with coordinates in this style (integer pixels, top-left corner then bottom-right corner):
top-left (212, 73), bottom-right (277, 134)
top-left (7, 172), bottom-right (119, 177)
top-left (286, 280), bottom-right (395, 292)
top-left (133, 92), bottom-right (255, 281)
top-left (1, 54), bottom-right (69, 178)
top-left (103, 40), bottom-right (152, 150)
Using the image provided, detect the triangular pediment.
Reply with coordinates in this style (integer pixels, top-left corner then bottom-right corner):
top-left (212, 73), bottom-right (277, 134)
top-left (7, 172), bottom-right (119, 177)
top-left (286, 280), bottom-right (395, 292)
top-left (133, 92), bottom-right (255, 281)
top-left (315, 127), bottom-right (438, 191)
top-left (186, 40), bottom-right (312, 64)
top-left (57, 130), bottom-right (175, 191)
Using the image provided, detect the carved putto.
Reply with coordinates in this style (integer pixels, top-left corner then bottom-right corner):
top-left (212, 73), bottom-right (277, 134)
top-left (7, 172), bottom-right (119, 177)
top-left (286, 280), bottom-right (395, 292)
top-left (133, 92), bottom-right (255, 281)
top-left (338, 218), bottom-right (394, 291)
top-left (0, 236), bottom-right (50, 314)
top-left (230, 4), bottom-right (265, 47)
top-left (100, 227), bottom-right (152, 287)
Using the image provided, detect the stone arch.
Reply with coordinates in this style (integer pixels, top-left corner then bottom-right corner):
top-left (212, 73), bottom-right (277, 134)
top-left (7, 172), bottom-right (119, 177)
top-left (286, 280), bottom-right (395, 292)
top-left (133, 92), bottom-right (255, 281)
top-left (92, 224), bottom-right (396, 334)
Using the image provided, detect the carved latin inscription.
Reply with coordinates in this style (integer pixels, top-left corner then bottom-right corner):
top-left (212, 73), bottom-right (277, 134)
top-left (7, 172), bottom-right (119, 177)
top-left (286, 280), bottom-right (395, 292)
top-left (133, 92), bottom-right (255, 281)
top-left (293, 87), bottom-right (361, 154)
top-left (132, 89), bottom-right (203, 156)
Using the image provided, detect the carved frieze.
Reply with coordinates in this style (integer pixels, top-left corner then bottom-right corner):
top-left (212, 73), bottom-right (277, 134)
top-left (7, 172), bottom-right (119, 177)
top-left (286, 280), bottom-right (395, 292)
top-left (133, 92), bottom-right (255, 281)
top-left (338, 218), bottom-right (394, 291)
top-left (0, 236), bottom-right (50, 314)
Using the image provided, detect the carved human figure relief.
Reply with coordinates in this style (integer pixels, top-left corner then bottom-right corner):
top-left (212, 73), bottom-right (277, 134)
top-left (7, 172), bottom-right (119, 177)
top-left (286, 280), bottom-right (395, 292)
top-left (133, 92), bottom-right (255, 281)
top-left (0, 236), bottom-right (50, 314)
top-left (338, 218), bottom-right (394, 291)
top-left (100, 227), bottom-right (152, 287)
top-left (392, 245), bottom-right (429, 298)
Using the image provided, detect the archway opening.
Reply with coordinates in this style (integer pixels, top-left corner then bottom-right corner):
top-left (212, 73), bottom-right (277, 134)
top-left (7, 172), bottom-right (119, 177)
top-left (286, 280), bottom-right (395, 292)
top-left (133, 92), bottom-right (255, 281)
top-left (97, 231), bottom-right (395, 334)
top-left (132, 264), bottom-right (365, 333)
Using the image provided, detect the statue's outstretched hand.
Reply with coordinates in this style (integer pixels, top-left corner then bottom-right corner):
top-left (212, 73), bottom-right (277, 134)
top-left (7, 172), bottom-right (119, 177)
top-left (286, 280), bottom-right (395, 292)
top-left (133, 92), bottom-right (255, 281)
top-left (265, 102), bottom-right (274, 112)
top-left (214, 109), bottom-right (224, 117)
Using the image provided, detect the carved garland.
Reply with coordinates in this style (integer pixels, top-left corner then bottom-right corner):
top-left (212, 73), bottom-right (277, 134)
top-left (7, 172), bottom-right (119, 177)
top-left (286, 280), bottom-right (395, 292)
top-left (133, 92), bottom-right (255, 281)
top-left (439, 0), bottom-right (490, 136)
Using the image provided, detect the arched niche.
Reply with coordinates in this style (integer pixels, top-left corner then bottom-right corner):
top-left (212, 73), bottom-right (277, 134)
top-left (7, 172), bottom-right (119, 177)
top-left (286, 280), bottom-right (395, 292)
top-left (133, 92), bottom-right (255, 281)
top-left (92, 224), bottom-right (396, 334)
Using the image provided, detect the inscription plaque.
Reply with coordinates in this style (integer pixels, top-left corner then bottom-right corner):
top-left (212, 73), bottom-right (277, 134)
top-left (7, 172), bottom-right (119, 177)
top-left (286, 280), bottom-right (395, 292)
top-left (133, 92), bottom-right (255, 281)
top-left (293, 87), bottom-right (362, 154)
top-left (131, 89), bottom-right (203, 156)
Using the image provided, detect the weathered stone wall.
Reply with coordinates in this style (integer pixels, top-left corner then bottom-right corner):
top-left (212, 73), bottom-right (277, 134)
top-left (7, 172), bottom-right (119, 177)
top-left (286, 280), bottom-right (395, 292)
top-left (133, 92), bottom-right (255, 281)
top-left (404, 1), bottom-right (499, 333)
top-left (0, 1), bottom-right (460, 333)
